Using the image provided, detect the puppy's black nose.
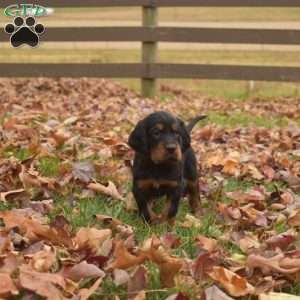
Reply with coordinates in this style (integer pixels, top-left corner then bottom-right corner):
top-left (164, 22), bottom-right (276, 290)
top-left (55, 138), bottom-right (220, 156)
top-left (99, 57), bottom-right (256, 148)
top-left (166, 144), bottom-right (176, 153)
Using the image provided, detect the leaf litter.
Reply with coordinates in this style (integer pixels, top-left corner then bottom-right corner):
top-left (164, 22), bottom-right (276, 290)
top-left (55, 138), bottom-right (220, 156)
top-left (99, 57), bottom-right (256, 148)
top-left (0, 78), bottom-right (300, 299)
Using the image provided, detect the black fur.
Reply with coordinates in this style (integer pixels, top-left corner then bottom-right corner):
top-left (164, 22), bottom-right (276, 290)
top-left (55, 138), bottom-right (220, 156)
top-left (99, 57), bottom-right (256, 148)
top-left (128, 111), bottom-right (206, 223)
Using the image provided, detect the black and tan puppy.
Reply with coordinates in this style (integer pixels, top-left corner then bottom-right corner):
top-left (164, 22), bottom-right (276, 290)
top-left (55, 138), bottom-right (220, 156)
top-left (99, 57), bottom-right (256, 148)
top-left (128, 111), bottom-right (206, 224)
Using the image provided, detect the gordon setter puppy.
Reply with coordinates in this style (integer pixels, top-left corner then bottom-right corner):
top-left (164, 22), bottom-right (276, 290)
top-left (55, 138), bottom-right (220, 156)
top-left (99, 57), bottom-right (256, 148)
top-left (128, 111), bottom-right (206, 224)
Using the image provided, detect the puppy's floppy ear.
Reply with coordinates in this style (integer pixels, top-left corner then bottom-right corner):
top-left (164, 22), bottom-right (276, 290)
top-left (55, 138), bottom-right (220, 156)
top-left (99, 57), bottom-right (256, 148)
top-left (128, 120), bottom-right (148, 154)
top-left (178, 118), bottom-right (191, 152)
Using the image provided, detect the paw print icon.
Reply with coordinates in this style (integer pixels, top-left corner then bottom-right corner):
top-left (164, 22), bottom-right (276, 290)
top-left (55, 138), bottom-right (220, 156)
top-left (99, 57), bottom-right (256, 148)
top-left (4, 16), bottom-right (45, 48)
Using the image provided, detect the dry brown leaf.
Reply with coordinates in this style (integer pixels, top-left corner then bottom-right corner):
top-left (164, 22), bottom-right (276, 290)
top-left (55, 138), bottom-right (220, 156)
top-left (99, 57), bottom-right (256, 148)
top-left (247, 253), bottom-right (300, 274)
top-left (77, 277), bottom-right (103, 300)
top-left (107, 240), bottom-right (147, 270)
top-left (74, 228), bottom-right (112, 253)
top-left (30, 247), bottom-right (57, 272)
top-left (259, 293), bottom-right (300, 300)
top-left (265, 230), bottom-right (296, 250)
top-left (160, 233), bottom-right (181, 249)
top-left (142, 237), bottom-right (184, 288)
top-left (113, 269), bottom-right (130, 286)
top-left (195, 235), bottom-right (217, 252)
top-left (88, 181), bottom-right (124, 201)
top-left (223, 158), bottom-right (240, 176)
top-left (288, 209), bottom-right (300, 226)
top-left (128, 266), bottom-right (147, 300)
top-left (208, 266), bottom-right (255, 297)
top-left (0, 188), bottom-right (27, 202)
top-left (0, 273), bottom-right (18, 298)
top-left (204, 285), bottom-right (234, 300)
top-left (247, 164), bottom-right (264, 180)
top-left (0, 254), bottom-right (20, 274)
top-left (133, 291), bottom-right (146, 300)
top-left (0, 210), bottom-right (72, 247)
top-left (19, 265), bottom-right (66, 300)
top-left (63, 261), bottom-right (105, 282)
top-left (72, 161), bottom-right (95, 183)
top-left (179, 214), bottom-right (201, 228)
top-left (238, 234), bottom-right (260, 253)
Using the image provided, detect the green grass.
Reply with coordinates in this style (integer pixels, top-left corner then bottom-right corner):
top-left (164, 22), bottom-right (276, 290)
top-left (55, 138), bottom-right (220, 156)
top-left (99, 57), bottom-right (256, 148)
top-left (37, 157), bottom-right (61, 177)
top-left (274, 223), bottom-right (289, 234)
top-left (51, 193), bottom-right (221, 299)
top-left (205, 112), bottom-right (297, 128)
top-left (1, 48), bottom-right (300, 100)
top-left (2, 49), bottom-right (300, 66)
top-left (289, 283), bottom-right (300, 296)
top-left (3, 147), bottom-right (32, 161)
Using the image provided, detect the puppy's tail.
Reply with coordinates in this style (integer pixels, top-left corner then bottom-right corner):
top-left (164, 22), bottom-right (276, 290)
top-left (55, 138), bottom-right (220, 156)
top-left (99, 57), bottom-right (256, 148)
top-left (186, 115), bottom-right (207, 133)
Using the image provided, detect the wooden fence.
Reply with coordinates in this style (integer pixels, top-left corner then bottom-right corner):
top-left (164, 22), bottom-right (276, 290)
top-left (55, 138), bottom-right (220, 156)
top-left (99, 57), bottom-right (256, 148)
top-left (1, 0), bottom-right (300, 97)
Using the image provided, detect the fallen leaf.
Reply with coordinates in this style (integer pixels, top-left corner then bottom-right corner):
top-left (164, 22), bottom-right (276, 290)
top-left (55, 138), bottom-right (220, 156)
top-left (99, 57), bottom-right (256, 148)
top-left (259, 293), bottom-right (300, 300)
top-left (192, 252), bottom-right (216, 281)
top-left (74, 227), bottom-right (112, 253)
top-left (88, 181), bottom-right (124, 201)
top-left (208, 266), bottom-right (255, 297)
top-left (128, 266), bottom-right (147, 300)
top-left (142, 237), bottom-right (184, 288)
top-left (113, 269), bottom-right (130, 286)
top-left (179, 214), bottom-right (201, 228)
top-left (107, 240), bottom-right (146, 270)
top-left (247, 253), bottom-right (300, 275)
top-left (0, 273), bottom-right (18, 298)
top-left (30, 247), bottom-right (57, 272)
top-left (204, 285), bottom-right (234, 300)
top-left (77, 277), bottom-right (102, 300)
top-left (195, 235), bottom-right (217, 252)
top-left (72, 161), bottom-right (95, 183)
top-left (160, 233), bottom-right (181, 249)
top-left (265, 231), bottom-right (296, 250)
top-left (133, 291), bottom-right (146, 300)
top-left (0, 188), bottom-right (27, 202)
top-left (63, 261), bottom-right (105, 282)
top-left (288, 208), bottom-right (300, 226)
top-left (19, 265), bottom-right (65, 300)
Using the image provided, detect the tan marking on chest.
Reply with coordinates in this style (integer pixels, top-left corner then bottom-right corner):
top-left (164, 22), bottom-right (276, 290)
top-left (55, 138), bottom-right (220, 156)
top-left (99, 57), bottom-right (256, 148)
top-left (137, 179), bottom-right (178, 189)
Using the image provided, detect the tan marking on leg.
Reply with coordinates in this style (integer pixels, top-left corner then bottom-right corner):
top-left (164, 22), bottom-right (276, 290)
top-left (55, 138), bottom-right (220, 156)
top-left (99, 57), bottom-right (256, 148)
top-left (186, 180), bottom-right (201, 214)
top-left (147, 200), bottom-right (159, 223)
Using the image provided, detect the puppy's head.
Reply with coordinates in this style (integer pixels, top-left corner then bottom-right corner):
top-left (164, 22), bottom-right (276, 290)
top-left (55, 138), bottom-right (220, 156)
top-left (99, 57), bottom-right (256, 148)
top-left (128, 111), bottom-right (190, 164)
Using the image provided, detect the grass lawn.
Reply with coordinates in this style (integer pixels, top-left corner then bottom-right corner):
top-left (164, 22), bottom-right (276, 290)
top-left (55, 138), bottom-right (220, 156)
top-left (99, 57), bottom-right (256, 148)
top-left (0, 48), bottom-right (300, 99)
top-left (1, 75), bottom-right (300, 299)
top-left (26, 156), bottom-right (293, 300)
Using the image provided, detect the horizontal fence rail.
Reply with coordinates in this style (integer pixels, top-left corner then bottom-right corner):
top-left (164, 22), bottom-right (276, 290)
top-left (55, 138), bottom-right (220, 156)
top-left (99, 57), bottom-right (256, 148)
top-left (1, 0), bottom-right (300, 7)
top-left (1, 64), bottom-right (300, 82)
top-left (1, 27), bottom-right (300, 45)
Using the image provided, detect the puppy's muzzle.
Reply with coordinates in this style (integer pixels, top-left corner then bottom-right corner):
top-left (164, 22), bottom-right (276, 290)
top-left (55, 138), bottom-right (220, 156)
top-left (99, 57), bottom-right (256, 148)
top-left (166, 143), bottom-right (177, 154)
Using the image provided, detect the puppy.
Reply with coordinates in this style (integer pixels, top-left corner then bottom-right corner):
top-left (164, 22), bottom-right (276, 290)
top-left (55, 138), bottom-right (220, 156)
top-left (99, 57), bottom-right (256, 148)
top-left (128, 111), bottom-right (206, 224)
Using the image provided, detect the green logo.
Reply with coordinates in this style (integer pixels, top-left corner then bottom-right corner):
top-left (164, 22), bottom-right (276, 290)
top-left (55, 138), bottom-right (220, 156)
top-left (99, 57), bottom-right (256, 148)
top-left (4, 4), bottom-right (47, 17)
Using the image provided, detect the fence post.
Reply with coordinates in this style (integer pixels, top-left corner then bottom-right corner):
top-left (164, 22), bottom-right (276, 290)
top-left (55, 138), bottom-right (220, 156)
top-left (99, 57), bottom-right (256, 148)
top-left (141, 4), bottom-right (158, 98)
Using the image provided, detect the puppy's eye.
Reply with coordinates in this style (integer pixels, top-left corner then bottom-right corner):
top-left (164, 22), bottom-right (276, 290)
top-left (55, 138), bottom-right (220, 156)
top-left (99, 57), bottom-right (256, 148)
top-left (152, 129), bottom-right (161, 138)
